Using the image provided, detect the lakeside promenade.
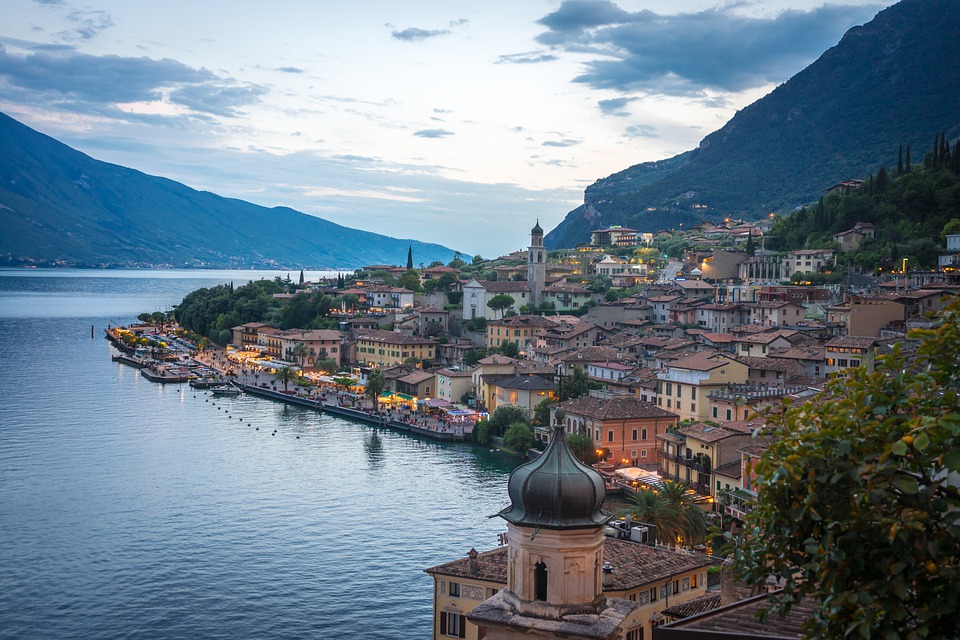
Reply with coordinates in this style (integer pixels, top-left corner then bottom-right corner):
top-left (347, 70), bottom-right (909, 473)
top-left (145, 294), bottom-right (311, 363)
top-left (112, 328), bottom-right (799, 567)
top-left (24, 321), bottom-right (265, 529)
top-left (182, 345), bottom-right (468, 442)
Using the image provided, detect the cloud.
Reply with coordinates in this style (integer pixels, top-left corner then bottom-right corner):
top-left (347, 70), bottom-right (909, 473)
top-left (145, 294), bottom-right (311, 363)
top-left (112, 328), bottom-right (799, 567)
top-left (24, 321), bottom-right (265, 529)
top-left (391, 27), bottom-right (450, 42)
top-left (535, 1), bottom-right (883, 96)
top-left (276, 66), bottom-right (304, 74)
top-left (414, 128), bottom-right (454, 138)
top-left (55, 9), bottom-right (114, 41)
top-left (598, 96), bottom-right (636, 116)
top-left (623, 124), bottom-right (657, 139)
top-left (0, 44), bottom-right (266, 118)
top-left (542, 138), bottom-right (581, 148)
top-left (169, 83), bottom-right (268, 117)
top-left (32, 0), bottom-right (65, 5)
top-left (496, 51), bottom-right (558, 65)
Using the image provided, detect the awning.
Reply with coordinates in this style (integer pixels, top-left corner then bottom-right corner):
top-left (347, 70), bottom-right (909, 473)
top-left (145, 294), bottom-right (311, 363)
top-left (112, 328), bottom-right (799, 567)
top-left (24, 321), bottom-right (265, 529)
top-left (380, 391), bottom-right (395, 398)
top-left (422, 398), bottom-right (452, 408)
top-left (396, 393), bottom-right (414, 400)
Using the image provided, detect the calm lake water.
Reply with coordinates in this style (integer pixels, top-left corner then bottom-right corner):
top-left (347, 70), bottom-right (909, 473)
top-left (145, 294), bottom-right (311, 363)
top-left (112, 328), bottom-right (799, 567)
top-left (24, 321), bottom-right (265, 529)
top-left (0, 269), bottom-right (518, 640)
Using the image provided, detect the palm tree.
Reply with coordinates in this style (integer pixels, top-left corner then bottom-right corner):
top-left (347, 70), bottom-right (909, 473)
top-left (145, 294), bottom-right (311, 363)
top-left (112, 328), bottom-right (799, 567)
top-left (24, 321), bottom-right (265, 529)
top-left (366, 368), bottom-right (386, 412)
top-left (616, 481), bottom-right (708, 548)
top-left (292, 341), bottom-right (310, 367)
top-left (274, 366), bottom-right (298, 392)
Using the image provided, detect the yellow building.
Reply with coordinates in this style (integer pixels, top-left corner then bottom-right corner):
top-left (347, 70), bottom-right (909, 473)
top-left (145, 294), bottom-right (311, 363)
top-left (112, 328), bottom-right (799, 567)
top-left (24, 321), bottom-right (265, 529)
top-left (354, 329), bottom-right (435, 368)
top-left (486, 315), bottom-right (557, 351)
top-left (655, 353), bottom-right (748, 422)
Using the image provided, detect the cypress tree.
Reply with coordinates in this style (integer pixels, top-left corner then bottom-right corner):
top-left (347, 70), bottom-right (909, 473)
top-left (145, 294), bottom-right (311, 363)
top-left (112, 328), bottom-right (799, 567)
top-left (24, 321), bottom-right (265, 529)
top-left (941, 133), bottom-right (950, 167)
top-left (876, 165), bottom-right (888, 193)
top-left (406, 245), bottom-right (413, 270)
top-left (745, 230), bottom-right (755, 256)
top-left (906, 144), bottom-right (912, 173)
top-left (933, 134), bottom-right (940, 166)
top-left (815, 197), bottom-right (826, 228)
top-left (897, 143), bottom-right (903, 175)
top-left (299, 269), bottom-right (304, 285)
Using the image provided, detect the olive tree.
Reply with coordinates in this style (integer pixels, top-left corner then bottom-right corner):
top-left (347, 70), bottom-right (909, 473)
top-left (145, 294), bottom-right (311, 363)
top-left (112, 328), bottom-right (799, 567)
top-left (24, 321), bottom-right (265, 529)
top-left (728, 300), bottom-right (960, 639)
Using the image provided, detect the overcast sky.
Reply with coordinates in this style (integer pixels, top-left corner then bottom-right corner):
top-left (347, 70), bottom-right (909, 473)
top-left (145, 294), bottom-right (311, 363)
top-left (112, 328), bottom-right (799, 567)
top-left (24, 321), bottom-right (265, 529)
top-left (0, 0), bottom-right (891, 258)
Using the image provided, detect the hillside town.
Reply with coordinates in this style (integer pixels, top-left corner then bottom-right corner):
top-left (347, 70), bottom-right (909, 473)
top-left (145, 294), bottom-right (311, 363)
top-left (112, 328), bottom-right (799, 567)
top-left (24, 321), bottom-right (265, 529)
top-left (151, 219), bottom-right (959, 640)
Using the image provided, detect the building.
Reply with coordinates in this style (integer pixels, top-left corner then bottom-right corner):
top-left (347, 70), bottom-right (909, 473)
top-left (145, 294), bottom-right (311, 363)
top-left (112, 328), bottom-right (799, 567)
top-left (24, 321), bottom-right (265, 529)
top-left (436, 368), bottom-right (474, 405)
top-left (231, 321), bottom-right (271, 349)
top-left (256, 328), bottom-right (343, 368)
top-left (462, 279), bottom-right (532, 320)
top-left (656, 353), bottom-right (749, 422)
top-left (354, 329), bottom-right (436, 368)
top-left (591, 226), bottom-right (639, 247)
top-left (365, 285), bottom-right (415, 311)
top-left (492, 375), bottom-right (557, 418)
top-left (832, 222), bottom-right (876, 252)
top-left (656, 422), bottom-right (753, 498)
top-left (824, 335), bottom-right (877, 376)
top-left (486, 315), bottom-right (558, 351)
top-left (782, 249), bottom-right (835, 277)
top-left (556, 393), bottom-right (678, 466)
top-left (528, 221), bottom-right (546, 308)
top-left (471, 354), bottom-right (519, 412)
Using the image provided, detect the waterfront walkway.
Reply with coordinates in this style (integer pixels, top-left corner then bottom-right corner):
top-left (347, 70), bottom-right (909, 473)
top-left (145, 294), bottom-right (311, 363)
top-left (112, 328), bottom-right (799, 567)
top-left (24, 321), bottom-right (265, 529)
top-left (189, 348), bottom-right (467, 441)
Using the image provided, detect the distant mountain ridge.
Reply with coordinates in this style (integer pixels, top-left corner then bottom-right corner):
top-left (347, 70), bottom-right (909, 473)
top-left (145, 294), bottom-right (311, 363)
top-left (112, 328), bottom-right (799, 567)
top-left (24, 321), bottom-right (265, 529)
top-left (0, 113), bottom-right (456, 269)
top-left (546, 0), bottom-right (960, 249)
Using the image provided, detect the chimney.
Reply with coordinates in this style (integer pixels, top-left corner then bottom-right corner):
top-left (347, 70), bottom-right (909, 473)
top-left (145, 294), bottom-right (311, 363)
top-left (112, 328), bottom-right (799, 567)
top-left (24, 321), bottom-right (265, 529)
top-left (602, 561), bottom-right (614, 588)
top-left (467, 547), bottom-right (479, 575)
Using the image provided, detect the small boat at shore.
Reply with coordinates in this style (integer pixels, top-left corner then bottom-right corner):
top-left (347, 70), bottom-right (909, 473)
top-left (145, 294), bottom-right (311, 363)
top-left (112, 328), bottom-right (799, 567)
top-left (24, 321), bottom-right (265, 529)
top-left (211, 385), bottom-right (241, 397)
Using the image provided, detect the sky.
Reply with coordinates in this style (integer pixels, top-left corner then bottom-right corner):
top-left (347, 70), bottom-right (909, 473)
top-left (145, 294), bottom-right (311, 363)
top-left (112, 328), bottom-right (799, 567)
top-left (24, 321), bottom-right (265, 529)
top-left (0, 0), bottom-right (893, 259)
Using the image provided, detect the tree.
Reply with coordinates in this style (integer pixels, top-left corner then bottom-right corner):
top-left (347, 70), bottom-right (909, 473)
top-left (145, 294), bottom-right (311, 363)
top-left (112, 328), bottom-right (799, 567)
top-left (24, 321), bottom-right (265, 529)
top-left (532, 399), bottom-right (552, 428)
top-left (728, 300), bottom-right (960, 639)
top-left (274, 366), bottom-right (298, 392)
top-left (496, 340), bottom-right (520, 358)
top-left (616, 481), bottom-right (708, 548)
top-left (567, 433), bottom-right (599, 465)
top-left (745, 230), bottom-right (755, 256)
top-left (291, 341), bottom-right (310, 366)
top-left (488, 404), bottom-right (529, 438)
top-left (486, 294), bottom-right (516, 319)
top-left (315, 358), bottom-right (337, 374)
top-left (406, 245), bottom-right (413, 270)
top-left (366, 368), bottom-right (386, 411)
top-left (504, 422), bottom-right (535, 457)
top-left (561, 366), bottom-right (595, 400)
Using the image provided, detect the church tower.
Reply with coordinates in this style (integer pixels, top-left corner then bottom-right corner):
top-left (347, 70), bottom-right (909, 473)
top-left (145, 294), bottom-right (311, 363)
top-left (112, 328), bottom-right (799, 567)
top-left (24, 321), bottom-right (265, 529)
top-left (527, 220), bottom-right (546, 308)
top-left (468, 413), bottom-right (635, 639)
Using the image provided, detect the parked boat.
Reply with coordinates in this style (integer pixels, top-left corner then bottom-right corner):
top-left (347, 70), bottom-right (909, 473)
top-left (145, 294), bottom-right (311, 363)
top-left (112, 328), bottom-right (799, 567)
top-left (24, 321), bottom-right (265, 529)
top-left (211, 385), bottom-right (241, 397)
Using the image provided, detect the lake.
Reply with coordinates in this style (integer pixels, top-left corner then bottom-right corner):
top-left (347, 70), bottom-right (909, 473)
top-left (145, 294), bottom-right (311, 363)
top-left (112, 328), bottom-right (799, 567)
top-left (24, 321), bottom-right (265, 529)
top-left (0, 269), bottom-right (518, 640)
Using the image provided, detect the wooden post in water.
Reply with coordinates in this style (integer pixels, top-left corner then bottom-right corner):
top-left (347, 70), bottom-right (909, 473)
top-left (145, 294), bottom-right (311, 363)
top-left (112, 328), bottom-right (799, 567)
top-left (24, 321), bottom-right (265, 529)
top-left (91, 325), bottom-right (94, 338)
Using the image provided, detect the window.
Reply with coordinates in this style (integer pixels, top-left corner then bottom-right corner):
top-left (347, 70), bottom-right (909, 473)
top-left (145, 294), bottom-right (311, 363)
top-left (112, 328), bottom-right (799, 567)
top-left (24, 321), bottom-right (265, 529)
top-left (641, 449), bottom-right (647, 458)
top-left (632, 429), bottom-right (638, 441)
top-left (449, 581), bottom-right (460, 597)
top-left (649, 586), bottom-right (659, 602)
top-left (726, 409), bottom-right (732, 420)
top-left (690, 573), bottom-right (698, 588)
top-left (535, 561), bottom-right (548, 601)
top-left (440, 612), bottom-right (466, 638)
top-left (641, 428), bottom-right (647, 440)
top-left (712, 407), bottom-right (718, 418)
top-left (691, 387), bottom-right (696, 400)
top-left (607, 430), bottom-right (614, 442)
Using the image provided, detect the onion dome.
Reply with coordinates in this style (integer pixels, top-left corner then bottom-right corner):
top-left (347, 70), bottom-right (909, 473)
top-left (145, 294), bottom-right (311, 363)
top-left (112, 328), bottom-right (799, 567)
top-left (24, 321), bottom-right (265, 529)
top-left (531, 220), bottom-right (543, 235)
top-left (499, 424), bottom-right (610, 530)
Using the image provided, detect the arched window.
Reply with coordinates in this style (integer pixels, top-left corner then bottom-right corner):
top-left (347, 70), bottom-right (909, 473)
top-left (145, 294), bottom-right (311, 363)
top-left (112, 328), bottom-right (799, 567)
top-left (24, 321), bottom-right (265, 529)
top-left (534, 561), bottom-right (548, 601)
top-left (538, 252), bottom-right (543, 263)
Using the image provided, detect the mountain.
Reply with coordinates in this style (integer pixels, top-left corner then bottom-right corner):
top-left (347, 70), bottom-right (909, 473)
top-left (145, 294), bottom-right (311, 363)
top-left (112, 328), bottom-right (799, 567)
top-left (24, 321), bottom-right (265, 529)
top-left (546, 0), bottom-right (960, 249)
top-left (0, 113), bottom-right (456, 269)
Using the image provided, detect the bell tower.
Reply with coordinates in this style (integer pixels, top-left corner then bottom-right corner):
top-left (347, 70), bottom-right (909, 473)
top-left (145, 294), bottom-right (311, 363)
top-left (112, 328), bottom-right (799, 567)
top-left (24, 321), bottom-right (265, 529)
top-left (527, 220), bottom-right (545, 308)
top-left (468, 412), bottom-right (635, 639)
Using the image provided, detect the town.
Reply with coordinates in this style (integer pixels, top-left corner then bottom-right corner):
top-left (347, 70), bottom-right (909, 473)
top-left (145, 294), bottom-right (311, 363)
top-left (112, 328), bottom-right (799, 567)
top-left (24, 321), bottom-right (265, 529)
top-left (109, 213), bottom-right (960, 640)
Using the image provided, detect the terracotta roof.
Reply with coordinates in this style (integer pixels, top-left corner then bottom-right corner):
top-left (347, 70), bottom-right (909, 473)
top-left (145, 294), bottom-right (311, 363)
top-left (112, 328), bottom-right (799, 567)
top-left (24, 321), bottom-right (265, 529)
top-left (493, 375), bottom-right (557, 392)
top-left (397, 370), bottom-right (435, 385)
top-left (478, 354), bottom-right (517, 365)
top-left (662, 594), bottom-right (723, 620)
top-left (473, 280), bottom-right (531, 293)
top-left (561, 395), bottom-right (678, 421)
top-left (355, 329), bottom-right (434, 345)
top-left (424, 547), bottom-right (508, 582)
top-left (667, 352), bottom-right (734, 372)
top-left (714, 460), bottom-right (742, 479)
top-left (679, 423), bottom-right (747, 443)
top-left (657, 590), bottom-right (815, 638)
top-left (734, 356), bottom-right (794, 371)
top-left (825, 336), bottom-right (877, 349)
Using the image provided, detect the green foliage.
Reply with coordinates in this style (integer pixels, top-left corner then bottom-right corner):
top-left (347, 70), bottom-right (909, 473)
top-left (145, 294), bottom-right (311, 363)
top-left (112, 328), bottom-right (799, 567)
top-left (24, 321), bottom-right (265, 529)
top-left (617, 481), bottom-right (708, 548)
top-left (396, 269), bottom-right (422, 293)
top-left (728, 300), bottom-right (960, 639)
top-left (532, 399), bottom-right (552, 428)
top-left (174, 279), bottom-right (286, 341)
top-left (365, 368), bottom-right (386, 410)
top-left (496, 340), bottom-right (520, 358)
top-left (472, 419), bottom-right (491, 445)
top-left (463, 348), bottom-right (487, 366)
top-left (560, 366), bottom-right (601, 400)
top-left (504, 422), bottom-right (535, 456)
top-left (463, 317), bottom-right (487, 333)
top-left (274, 366), bottom-right (298, 391)
top-left (567, 433), bottom-right (599, 465)
top-left (486, 294), bottom-right (516, 318)
top-left (314, 358), bottom-right (338, 374)
top-left (488, 404), bottom-right (529, 438)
